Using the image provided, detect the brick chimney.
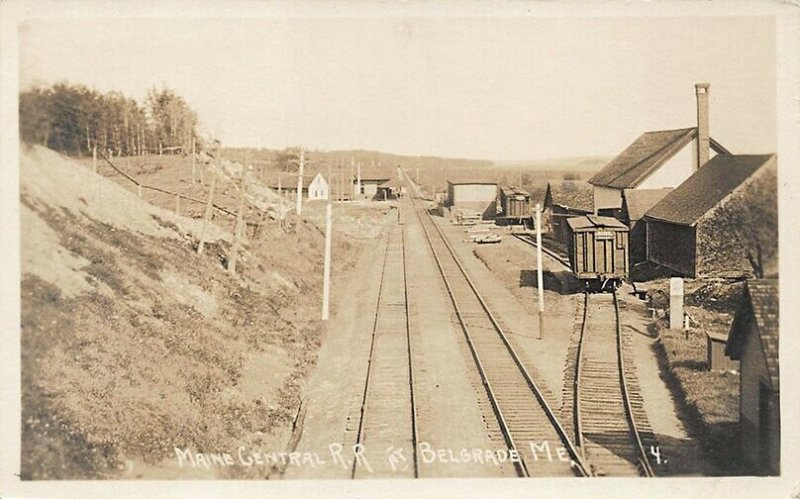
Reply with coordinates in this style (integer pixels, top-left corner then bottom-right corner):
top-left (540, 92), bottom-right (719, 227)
top-left (695, 83), bottom-right (710, 168)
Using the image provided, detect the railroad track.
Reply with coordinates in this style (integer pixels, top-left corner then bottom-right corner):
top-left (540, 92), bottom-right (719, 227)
top-left (510, 233), bottom-right (571, 270)
top-left (572, 290), bottom-right (655, 477)
top-left (351, 215), bottom-right (419, 478)
top-left (410, 195), bottom-right (589, 478)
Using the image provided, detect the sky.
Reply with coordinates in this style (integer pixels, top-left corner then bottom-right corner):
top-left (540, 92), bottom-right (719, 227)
top-left (19, 15), bottom-right (777, 161)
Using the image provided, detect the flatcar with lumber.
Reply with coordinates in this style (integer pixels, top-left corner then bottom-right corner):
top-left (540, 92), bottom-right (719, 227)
top-left (497, 185), bottom-right (532, 225)
top-left (566, 215), bottom-right (629, 291)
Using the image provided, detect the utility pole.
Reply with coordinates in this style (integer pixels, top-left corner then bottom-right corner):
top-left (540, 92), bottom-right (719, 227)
top-left (191, 136), bottom-right (196, 184)
top-left (296, 149), bottom-right (305, 216)
top-left (535, 203), bottom-right (545, 339)
top-left (327, 160), bottom-right (333, 202)
top-left (322, 201), bottom-right (332, 320)
top-left (357, 161), bottom-right (362, 199)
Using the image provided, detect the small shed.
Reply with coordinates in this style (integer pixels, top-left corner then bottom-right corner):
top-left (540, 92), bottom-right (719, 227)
top-left (725, 279), bottom-right (780, 475)
top-left (706, 330), bottom-right (739, 372)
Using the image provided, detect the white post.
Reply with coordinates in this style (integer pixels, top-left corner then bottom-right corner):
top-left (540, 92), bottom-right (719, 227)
top-left (535, 203), bottom-right (545, 339)
top-left (278, 173), bottom-right (282, 195)
top-left (92, 146), bottom-right (97, 173)
top-left (322, 202), bottom-right (332, 320)
top-left (296, 150), bottom-right (305, 216)
top-left (670, 277), bottom-right (684, 330)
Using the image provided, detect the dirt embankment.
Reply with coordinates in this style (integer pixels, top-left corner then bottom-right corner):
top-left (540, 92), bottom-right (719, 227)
top-left (20, 144), bottom-right (383, 479)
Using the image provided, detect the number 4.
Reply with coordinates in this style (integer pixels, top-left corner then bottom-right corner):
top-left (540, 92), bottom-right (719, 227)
top-left (650, 446), bottom-right (662, 464)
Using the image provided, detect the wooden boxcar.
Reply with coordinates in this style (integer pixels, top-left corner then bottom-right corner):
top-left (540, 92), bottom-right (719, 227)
top-left (566, 215), bottom-right (629, 290)
top-left (497, 186), bottom-right (532, 223)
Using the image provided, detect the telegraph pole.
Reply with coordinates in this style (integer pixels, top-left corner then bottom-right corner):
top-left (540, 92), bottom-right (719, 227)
top-left (322, 201), bottom-right (332, 320)
top-left (296, 149), bottom-right (305, 216)
top-left (535, 203), bottom-right (545, 339)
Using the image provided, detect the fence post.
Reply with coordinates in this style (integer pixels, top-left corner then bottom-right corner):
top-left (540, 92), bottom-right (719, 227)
top-left (228, 161), bottom-right (248, 275)
top-left (92, 146), bottom-right (97, 173)
top-left (137, 183), bottom-right (142, 198)
top-left (197, 146), bottom-right (220, 255)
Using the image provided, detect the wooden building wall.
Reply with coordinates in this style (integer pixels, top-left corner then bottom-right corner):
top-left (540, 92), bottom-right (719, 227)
top-left (739, 317), bottom-right (781, 474)
top-left (646, 220), bottom-right (696, 276)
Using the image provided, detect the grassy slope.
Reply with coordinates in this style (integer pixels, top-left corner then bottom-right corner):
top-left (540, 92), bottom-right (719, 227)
top-left (648, 279), bottom-right (747, 475)
top-left (21, 145), bottom-right (377, 479)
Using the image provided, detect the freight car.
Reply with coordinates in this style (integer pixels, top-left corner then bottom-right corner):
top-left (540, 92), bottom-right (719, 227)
top-left (496, 186), bottom-right (532, 225)
top-left (566, 215), bottom-right (629, 291)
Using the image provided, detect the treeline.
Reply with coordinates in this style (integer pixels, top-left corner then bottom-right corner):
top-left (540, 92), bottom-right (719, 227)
top-left (19, 83), bottom-right (200, 157)
top-left (222, 147), bottom-right (494, 174)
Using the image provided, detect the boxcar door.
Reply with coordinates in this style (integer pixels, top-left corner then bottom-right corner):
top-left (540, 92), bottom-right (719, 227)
top-left (594, 230), bottom-right (614, 274)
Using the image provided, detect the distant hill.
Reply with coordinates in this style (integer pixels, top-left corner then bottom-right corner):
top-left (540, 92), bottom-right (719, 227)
top-left (222, 147), bottom-right (493, 172)
top-left (490, 156), bottom-right (611, 172)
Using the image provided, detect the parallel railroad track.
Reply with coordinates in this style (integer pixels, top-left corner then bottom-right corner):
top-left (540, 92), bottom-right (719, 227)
top-left (351, 214), bottom-right (419, 478)
top-left (573, 290), bottom-right (655, 477)
top-left (410, 194), bottom-right (589, 478)
top-left (510, 233), bottom-right (571, 270)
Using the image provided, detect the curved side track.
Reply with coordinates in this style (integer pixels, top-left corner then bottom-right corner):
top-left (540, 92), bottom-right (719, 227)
top-left (573, 290), bottom-right (655, 477)
top-left (351, 217), bottom-right (418, 479)
top-left (411, 195), bottom-right (589, 478)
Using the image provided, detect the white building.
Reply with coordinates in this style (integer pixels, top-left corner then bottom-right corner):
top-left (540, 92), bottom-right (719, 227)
top-left (589, 84), bottom-right (730, 216)
top-left (308, 173), bottom-right (329, 201)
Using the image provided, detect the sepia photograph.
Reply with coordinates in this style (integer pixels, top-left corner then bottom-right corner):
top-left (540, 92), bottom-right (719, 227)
top-left (1, 1), bottom-right (798, 497)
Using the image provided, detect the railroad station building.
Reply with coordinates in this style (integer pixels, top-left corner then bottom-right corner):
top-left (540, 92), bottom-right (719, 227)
top-left (725, 279), bottom-right (780, 475)
top-left (643, 154), bottom-right (777, 278)
top-left (589, 83), bottom-right (730, 217)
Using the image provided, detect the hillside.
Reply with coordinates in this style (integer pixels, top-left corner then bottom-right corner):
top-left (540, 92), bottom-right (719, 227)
top-left (20, 144), bottom-right (387, 478)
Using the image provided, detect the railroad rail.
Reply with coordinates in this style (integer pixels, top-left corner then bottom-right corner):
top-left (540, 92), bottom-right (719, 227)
top-left (511, 233), bottom-right (571, 270)
top-left (573, 290), bottom-right (655, 477)
top-left (410, 194), bottom-right (589, 478)
top-left (351, 216), bottom-right (419, 478)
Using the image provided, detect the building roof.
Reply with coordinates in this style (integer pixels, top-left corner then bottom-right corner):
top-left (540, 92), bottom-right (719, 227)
top-left (545, 180), bottom-right (594, 213)
top-left (589, 127), bottom-right (731, 189)
top-left (447, 179), bottom-right (498, 186)
top-left (622, 188), bottom-right (673, 222)
top-left (500, 185), bottom-right (531, 197)
top-left (566, 214), bottom-right (628, 231)
top-left (725, 279), bottom-right (779, 390)
top-left (644, 154), bottom-right (775, 226)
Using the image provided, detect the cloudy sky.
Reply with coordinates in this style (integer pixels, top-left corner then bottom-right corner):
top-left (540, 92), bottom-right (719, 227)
top-left (19, 12), bottom-right (777, 161)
